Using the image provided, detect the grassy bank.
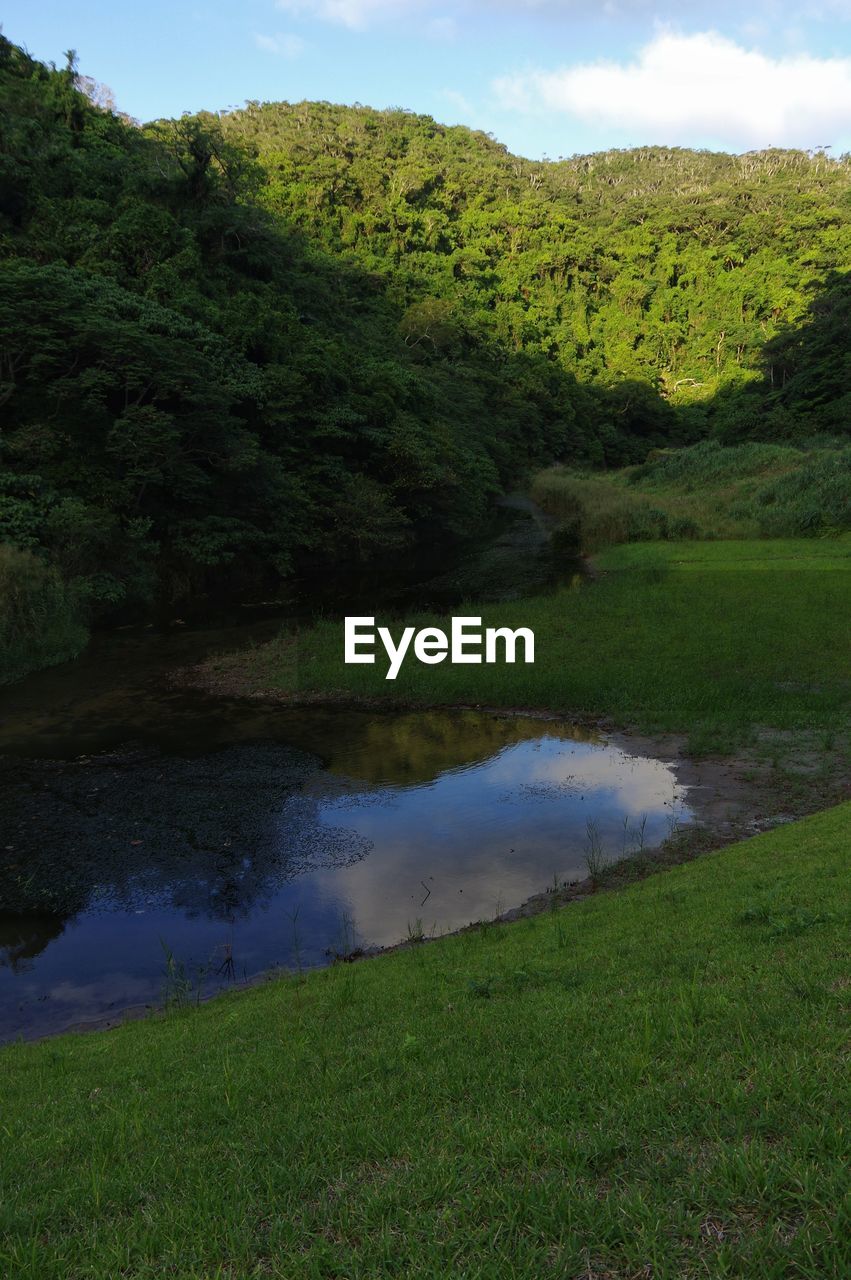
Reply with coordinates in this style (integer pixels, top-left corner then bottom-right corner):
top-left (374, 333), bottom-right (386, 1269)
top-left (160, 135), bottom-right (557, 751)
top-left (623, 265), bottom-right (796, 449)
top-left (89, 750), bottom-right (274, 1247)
top-left (2, 803), bottom-right (849, 1278)
top-left (531, 440), bottom-right (851, 551)
top-left (196, 538), bottom-right (851, 756)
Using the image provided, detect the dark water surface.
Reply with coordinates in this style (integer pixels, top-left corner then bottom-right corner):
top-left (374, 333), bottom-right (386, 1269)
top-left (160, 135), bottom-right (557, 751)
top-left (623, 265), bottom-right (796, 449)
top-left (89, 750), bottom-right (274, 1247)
top-left (0, 622), bottom-right (691, 1041)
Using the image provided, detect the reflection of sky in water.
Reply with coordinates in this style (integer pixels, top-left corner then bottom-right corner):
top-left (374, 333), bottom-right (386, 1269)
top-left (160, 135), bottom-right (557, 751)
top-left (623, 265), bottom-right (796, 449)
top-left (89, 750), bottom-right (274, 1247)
top-left (307, 736), bottom-right (686, 946)
top-left (0, 729), bottom-right (688, 1041)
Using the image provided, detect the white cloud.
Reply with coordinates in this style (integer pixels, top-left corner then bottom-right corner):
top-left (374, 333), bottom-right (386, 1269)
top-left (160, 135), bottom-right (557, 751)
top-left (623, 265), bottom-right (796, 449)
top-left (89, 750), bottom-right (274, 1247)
top-left (254, 31), bottom-right (307, 56)
top-left (493, 31), bottom-right (851, 148)
top-left (274, 1), bottom-right (459, 36)
top-left (494, 0), bottom-right (851, 13)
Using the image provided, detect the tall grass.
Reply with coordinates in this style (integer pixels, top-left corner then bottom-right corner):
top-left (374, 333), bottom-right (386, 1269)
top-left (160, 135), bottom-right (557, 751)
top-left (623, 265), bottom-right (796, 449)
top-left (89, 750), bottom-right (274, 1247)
top-left (534, 440), bottom-right (851, 552)
top-left (0, 544), bottom-right (88, 684)
top-left (535, 470), bottom-right (701, 552)
top-left (750, 449), bottom-right (851, 535)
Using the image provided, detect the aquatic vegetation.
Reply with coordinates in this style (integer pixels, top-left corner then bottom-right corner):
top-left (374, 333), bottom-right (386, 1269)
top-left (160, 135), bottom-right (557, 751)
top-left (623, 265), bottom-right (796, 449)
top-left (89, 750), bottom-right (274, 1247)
top-left (583, 818), bottom-right (607, 884)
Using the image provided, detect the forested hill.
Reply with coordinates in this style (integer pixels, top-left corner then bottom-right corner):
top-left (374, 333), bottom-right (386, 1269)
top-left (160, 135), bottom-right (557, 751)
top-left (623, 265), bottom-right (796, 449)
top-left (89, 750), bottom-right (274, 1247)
top-left (221, 101), bottom-right (851, 437)
top-left (0, 38), bottom-right (595, 628)
top-left (1, 35), bottom-right (850, 663)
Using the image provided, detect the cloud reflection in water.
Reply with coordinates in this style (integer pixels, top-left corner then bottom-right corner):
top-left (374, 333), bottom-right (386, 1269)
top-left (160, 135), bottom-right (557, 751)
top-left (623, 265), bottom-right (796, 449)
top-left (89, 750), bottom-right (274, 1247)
top-left (303, 734), bottom-right (688, 946)
top-left (1, 720), bottom-right (689, 1039)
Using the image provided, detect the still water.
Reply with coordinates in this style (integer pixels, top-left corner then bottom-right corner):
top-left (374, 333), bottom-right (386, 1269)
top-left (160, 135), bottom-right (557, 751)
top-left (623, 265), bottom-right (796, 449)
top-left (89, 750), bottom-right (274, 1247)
top-left (0, 625), bottom-right (690, 1041)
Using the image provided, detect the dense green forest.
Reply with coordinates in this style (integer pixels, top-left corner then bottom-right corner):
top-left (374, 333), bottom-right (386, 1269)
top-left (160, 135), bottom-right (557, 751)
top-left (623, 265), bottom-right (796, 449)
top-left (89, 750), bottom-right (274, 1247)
top-left (1, 34), bottom-right (850, 678)
top-left (221, 100), bottom-right (851, 439)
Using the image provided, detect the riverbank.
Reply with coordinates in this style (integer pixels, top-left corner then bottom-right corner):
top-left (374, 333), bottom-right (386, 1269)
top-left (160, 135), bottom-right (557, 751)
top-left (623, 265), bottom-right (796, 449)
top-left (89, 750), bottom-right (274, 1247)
top-left (2, 801), bottom-right (848, 1277)
top-left (175, 537), bottom-right (851, 841)
top-left (2, 536), bottom-right (849, 1276)
top-left (176, 538), bottom-right (851, 752)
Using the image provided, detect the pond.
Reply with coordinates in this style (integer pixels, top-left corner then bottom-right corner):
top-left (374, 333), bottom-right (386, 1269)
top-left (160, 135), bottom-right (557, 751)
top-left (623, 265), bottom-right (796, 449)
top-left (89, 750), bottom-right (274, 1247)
top-left (0, 624), bottom-right (691, 1041)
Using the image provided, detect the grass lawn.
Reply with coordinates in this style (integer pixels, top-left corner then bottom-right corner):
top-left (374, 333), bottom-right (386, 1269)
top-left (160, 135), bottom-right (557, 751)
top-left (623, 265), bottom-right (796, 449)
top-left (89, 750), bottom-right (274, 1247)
top-left (2, 803), bottom-right (849, 1278)
top-left (205, 537), bottom-right (851, 756)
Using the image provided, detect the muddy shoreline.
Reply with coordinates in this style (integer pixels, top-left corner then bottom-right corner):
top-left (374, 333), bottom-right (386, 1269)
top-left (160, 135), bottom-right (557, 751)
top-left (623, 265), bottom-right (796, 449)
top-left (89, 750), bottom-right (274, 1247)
top-left (172, 649), bottom-right (851, 849)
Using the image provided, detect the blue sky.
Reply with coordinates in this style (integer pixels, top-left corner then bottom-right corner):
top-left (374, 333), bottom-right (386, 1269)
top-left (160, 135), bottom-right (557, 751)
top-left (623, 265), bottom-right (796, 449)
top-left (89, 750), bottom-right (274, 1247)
top-left (6, 1), bottom-right (851, 158)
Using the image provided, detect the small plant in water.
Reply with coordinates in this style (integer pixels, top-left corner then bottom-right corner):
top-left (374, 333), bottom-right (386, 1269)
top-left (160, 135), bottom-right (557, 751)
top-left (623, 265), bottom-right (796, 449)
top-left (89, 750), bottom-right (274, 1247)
top-left (666, 787), bottom-right (684, 839)
top-left (214, 937), bottom-right (237, 982)
top-left (584, 818), bottom-right (606, 883)
top-left (328, 910), bottom-right (361, 962)
top-left (160, 939), bottom-right (196, 1010)
top-left (406, 917), bottom-right (426, 944)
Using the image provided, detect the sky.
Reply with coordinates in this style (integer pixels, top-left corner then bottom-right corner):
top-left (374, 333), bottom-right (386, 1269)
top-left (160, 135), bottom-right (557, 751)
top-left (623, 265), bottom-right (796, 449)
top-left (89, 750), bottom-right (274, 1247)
top-left (6, 1), bottom-right (851, 159)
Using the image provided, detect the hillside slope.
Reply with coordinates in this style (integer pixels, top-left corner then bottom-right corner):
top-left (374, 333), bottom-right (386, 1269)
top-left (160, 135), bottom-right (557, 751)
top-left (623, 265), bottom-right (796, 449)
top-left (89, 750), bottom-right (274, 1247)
top-left (222, 100), bottom-right (851, 440)
top-left (3, 33), bottom-right (851, 682)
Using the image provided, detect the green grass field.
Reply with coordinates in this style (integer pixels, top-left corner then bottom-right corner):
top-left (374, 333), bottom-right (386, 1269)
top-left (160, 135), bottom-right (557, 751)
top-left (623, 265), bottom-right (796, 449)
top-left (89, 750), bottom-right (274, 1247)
top-left (209, 537), bottom-right (851, 757)
top-left (2, 804), bottom-right (848, 1278)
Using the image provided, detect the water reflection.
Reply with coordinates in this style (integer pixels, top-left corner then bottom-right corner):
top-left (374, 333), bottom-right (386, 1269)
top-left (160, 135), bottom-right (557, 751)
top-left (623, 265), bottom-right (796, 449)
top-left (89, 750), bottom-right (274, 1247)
top-left (307, 735), bottom-right (684, 945)
top-left (0, 911), bottom-right (67, 972)
top-left (0, 710), bottom-right (691, 1041)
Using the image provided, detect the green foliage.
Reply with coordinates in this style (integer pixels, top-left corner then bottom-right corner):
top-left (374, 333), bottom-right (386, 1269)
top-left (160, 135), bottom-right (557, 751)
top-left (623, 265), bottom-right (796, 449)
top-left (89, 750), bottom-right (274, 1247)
top-left (751, 449), bottom-right (851, 535)
top-left (534, 440), bottom-right (851, 550)
top-left (0, 544), bottom-right (88, 683)
top-left (3, 34), bottom-right (851, 675)
top-left (222, 101), bottom-right (851, 441)
top-left (0, 35), bottom-right (580, 630)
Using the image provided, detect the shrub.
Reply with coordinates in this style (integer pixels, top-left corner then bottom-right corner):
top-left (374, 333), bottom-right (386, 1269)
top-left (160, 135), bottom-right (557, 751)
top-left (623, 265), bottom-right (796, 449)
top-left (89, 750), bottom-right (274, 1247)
top-left (532, 441), bottom-right (851, 552)
top-left (0, 545), bottom-right (88, 684)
